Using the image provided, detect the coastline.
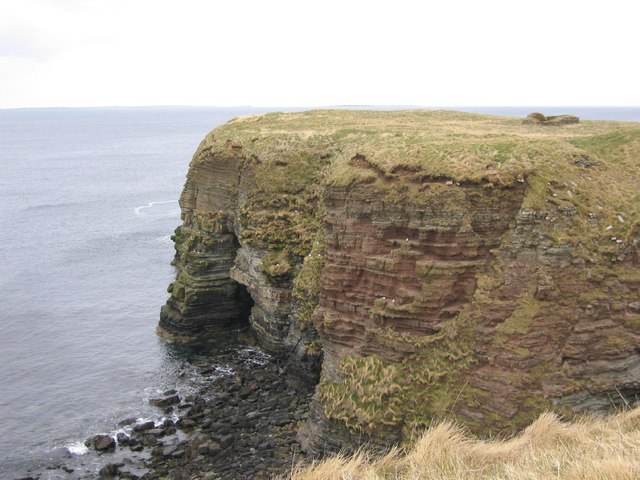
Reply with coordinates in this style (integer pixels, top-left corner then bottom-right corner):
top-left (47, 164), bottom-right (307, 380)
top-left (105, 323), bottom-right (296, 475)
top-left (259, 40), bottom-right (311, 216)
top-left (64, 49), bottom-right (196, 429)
top-left (18, 337), bottom-right (315, 480)
top-left (4, 106), bottom-right (640, 479)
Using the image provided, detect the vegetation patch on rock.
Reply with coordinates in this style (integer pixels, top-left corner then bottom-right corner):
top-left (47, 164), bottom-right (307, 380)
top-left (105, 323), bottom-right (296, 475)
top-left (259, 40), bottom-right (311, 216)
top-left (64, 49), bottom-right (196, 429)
top-left (319, 313), bottom-right (478, 439)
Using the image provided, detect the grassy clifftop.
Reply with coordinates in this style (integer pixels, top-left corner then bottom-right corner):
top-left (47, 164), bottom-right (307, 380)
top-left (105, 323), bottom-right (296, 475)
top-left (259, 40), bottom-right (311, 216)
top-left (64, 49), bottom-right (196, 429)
top-left (195, 109), bottom-right (640, 262)
top-left (200, 109), bottom-right (640, 187)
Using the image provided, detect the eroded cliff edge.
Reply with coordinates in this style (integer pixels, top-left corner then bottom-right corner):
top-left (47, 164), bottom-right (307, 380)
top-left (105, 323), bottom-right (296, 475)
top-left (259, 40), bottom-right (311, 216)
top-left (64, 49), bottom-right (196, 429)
top-left (159, 110), bottom-right (640, 451)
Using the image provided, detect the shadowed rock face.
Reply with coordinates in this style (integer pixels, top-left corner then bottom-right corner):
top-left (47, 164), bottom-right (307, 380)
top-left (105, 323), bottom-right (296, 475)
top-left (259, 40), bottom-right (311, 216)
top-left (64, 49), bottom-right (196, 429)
top-left (159, 110), bottom-right (640, 453)
top-left (158, 156), bottom-right (254, 341)
top-left (157, 153), bottom-right (300, 352)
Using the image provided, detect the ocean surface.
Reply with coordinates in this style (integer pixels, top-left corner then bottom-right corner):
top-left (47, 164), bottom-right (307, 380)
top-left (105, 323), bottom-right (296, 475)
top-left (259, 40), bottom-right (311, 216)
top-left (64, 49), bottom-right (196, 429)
top-left (0, 106), bottom-right (638, 477)
top-left (0, 106), bottom-right (274, 477)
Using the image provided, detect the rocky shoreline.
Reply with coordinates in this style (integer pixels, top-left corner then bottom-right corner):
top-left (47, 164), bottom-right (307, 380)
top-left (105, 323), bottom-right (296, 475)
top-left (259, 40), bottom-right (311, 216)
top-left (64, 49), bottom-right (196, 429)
top-left (19, 340), bottom-right (317, 480)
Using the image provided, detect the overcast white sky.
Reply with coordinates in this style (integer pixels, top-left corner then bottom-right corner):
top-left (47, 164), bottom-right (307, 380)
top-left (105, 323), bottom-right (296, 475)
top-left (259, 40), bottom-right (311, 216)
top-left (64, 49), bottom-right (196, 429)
top-left (1, 0), bottom-right (638, 108)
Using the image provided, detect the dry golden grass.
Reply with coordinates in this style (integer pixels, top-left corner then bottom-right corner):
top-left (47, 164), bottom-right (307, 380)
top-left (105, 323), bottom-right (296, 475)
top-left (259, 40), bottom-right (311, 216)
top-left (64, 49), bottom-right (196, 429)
top-left (199, 110), bottom-right (640, 235)
top-left (207, 110), bottom-right (640, 221)
top-left (200, 110), bottom-right (640, 239)
top-left (290, 407), bottom-right (640, 480)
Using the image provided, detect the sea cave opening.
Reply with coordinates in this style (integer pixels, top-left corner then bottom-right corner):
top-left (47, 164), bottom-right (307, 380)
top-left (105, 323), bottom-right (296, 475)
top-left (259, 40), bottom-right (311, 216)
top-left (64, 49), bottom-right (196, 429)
top-left (233, 281), bottom-right (254, 329)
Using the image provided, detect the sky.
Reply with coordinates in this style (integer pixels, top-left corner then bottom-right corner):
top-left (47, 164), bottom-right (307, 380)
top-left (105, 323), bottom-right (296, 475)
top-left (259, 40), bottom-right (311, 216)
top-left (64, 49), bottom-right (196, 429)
top-left (1, 0), bottom-right (639, 109)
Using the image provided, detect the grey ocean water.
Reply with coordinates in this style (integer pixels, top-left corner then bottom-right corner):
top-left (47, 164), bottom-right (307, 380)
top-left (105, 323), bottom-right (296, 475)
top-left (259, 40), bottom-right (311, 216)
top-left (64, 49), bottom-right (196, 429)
top-left (0, 107), bottom-right (270, 476)
top-left (0, 106), bottom-right (638, 476)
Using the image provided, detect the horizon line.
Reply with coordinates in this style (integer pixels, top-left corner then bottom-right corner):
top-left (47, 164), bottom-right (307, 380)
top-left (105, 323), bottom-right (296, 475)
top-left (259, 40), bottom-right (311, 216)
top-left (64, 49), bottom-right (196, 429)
top-left (2, 104), bottom-right (640, 112)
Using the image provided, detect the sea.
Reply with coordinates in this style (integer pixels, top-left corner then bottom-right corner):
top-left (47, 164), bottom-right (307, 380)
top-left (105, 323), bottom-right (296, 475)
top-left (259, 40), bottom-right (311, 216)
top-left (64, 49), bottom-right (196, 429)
top-left (0, 106), bottom-right (638, 478)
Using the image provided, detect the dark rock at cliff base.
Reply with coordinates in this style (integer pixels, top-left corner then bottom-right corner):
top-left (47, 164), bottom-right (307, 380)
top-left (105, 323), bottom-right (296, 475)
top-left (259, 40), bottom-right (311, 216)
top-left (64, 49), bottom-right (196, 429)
top-left (117, 417), bottom-right (137, 427)
top-left (132, 420), bottom-right (155, 432)
top-left (523, 112), bottom-right (580, 125)
top-left (33, 343), bottom-right (315, 480)
top-left (141, 433), bottom-right (158, 446)
top-left (118, 464), bottom-right (151, 479)
top-left (176, 418), bottom-right (197, 430)
top-left (171, 449), bottom-right (186, 458)
top-left (150, 394), bottom-right (180, 408)
top-left (99, 463), bottom-right (122, 478)
top-left (90, 434), bottom-right (115, 451)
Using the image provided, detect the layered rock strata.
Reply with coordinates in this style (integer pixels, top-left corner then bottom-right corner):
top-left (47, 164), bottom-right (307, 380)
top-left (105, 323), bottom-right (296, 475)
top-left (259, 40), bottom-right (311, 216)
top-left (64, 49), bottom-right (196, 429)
top-left (159, 124), bottom-right (330, 361)
top-left (160, 110), bottom-right (640, 452)
top-left (304, 179), bottom-right (640, 451)
top-left (159, 156), bottom-right (253, 341)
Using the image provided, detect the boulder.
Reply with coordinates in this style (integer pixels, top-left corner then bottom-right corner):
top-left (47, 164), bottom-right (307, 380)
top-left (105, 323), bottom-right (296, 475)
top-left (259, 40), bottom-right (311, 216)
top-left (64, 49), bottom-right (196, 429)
top-left (91, 434), bottom-right (115, 451)
top-left (150, 394), bottom-right (180, 408)
top-left (132, 420), bottom-right (155, 432)
top-left (99, 463), bottom-right (122, 478)
top-left (116, 432), bottom-right (130, 445)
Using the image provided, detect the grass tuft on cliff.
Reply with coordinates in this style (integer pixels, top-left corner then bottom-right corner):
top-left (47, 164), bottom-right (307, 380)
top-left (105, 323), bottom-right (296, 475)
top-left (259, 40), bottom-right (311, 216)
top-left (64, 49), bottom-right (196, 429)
top-left (290, 407), bottom-right (640, 480)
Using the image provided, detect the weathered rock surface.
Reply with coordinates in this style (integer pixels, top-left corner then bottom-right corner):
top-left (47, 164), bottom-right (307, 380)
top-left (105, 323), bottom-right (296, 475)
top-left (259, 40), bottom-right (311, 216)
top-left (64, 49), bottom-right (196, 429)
top-left (158, 153), bottom-right (254, 342)
top-left (159, 110), bottom-right (640, 454)
top-left (89, 434), bottom-right (116, 452)
top-left (134, 349), bottom-right (313, 480)
top-left (158, 135), bottom-right (324, 359)
top-left (149, 394), bottom-right (180, 408)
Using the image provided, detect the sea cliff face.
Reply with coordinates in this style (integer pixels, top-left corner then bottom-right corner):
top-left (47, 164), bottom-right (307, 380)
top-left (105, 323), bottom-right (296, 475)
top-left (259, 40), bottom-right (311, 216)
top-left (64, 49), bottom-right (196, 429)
top-left (159, 110), bottom-right (640, 451)
top-left (159, 153), bottom-right (252, 341)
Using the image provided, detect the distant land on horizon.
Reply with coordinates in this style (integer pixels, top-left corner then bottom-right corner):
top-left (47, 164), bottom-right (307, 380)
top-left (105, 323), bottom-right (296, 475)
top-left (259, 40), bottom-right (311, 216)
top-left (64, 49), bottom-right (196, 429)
top-left (2, 105), bottom-right (640, 123)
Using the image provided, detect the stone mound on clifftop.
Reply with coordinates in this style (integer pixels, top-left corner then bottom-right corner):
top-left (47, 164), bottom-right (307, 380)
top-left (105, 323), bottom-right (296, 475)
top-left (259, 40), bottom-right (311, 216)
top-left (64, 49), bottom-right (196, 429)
top-left (523, 112), bottom-right (580, 125)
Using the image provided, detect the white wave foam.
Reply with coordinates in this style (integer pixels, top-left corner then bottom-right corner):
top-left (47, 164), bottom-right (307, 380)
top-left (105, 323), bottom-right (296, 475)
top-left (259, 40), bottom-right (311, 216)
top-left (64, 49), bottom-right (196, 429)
top-left (133, 200), bottom-right (178, 216)
top-left (66, 441), bottom-right (89, 455)
top-left (239, 346), bottom-right (271, 366)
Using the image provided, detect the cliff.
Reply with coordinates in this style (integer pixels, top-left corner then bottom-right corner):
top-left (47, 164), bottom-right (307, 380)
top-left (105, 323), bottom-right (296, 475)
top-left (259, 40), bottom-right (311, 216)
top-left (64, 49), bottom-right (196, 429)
top-left (159, 110), bottom-right (640, 451)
